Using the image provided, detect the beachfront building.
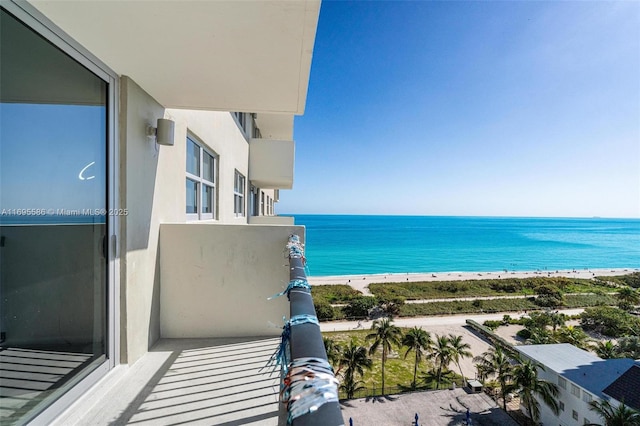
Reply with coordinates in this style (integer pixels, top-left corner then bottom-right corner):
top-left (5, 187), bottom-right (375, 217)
top-left (515, 344), bottom-right (639, 426)
top-left (0, 1), bottom-right (323, 424)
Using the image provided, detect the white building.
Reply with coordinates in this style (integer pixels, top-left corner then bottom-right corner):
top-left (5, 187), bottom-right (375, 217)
top-left (515, 344), bottom-right (638, 426)
top-left (0, 1), bottom-right (322, 424)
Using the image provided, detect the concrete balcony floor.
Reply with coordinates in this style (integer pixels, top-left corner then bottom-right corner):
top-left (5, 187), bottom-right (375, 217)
top-left (64, 337), bottom-right (282, 426)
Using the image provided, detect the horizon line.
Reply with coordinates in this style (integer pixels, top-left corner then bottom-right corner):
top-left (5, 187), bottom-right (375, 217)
top-left (279, 213), bottom-right (640, 220)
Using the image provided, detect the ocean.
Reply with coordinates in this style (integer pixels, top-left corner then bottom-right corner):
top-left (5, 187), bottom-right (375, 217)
top-left (288, 215), bottom-right (640, 277)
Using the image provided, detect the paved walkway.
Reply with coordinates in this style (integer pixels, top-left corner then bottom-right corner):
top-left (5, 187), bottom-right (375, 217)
top-left (340, 388), bottom-right (518, 426)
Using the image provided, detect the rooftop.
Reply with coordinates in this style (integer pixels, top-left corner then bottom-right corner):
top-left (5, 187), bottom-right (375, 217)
top-left (515, 344), bottom-right (636, 398)
top-left (603, 364), bottom-right (640, 410)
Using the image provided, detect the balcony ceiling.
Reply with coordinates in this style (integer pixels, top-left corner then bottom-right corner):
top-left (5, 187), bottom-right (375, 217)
top-left (28, 0), bottom-right (320, 115)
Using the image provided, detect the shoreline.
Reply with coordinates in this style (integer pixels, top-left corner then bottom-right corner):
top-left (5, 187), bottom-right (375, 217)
top-left (308, 267), bottom-right (639, 295)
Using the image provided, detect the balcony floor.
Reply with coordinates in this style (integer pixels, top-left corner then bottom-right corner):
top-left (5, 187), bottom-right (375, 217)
top-left (68, 337), bottom-right (282, 426)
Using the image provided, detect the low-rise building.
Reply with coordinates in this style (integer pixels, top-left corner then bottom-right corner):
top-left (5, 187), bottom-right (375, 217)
top-left (515, 344), bottom-right (638, 426)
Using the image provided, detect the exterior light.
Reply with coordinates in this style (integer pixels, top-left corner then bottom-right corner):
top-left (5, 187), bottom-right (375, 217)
top-left (146, 118), bottom-right (175, 146)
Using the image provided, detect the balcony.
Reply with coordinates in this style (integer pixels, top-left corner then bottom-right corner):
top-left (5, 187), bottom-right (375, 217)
top-left (51, 227), bottom-right (342, 426)
top-left (249, 138), bottom-right (295, 189)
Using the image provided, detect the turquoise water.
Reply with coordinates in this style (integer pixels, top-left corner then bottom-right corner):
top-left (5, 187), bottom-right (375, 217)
top-left (288, 215), bottom-right (640, 276)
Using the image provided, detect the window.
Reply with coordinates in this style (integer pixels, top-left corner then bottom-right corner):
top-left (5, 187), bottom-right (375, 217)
top-left (582, 392), bottom-right (592, 403)
top-left (233, 112), bottom-right (247, 131)
top-left (558, 377), bottom-right (567, 390)
top-left (234, 170), bottom-right (245, 216)
top-left (261, 191), bottom-right (265, 215)
top-left (571, 383), bottom-right (581, 398)
top-left (250, 185), bottom-right (260, 216)
top-left (572, 410), bottom-right (579, 421)
top-left (186, 135), bottom-right (216, 220)
top-left (559, 401), bottom-right (565, 412)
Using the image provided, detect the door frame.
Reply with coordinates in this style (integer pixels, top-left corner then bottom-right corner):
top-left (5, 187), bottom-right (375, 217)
top-left (1, 2), bottom-right (120, 424)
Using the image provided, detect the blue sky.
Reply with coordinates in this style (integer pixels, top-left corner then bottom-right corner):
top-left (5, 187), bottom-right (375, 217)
top-left (279, 1), bottom-right (640, 218)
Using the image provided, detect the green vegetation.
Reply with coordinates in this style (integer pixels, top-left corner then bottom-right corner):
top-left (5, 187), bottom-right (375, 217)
top-left (337, 340), bottom-right (372, 399)
top-left (589, 399), bottom-right (640, 426)
top-left (512, 360), bottom-right (560, 423)
top-left (596, 272), bottom-right (640, 288)
top-left (564, 294), bottom-right (616, 308)
top-left (400, 298), bottom-right (535, 317)
top-left (590, 336), bottom-right (640, 360)
top-left (311, 284), bottom-right (362, 304)
top-left (473, 345), bottom-right (560, 421)
top-left (312, 274), bottom-right (634, 322)
top-left (402, 326), bottom-right (433, 389)
top-left (366, 318), bottom-right (403, 395)
top-left (324, 324), bottom-right (468, 399)
top-left (580, 306), bottom-right (640, 337)
top-left (474, 347), bottom-right (513, 411)
top-left (368, 276), bottom-right (613, 300)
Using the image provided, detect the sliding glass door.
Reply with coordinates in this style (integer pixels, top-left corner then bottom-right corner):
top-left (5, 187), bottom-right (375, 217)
top-left (0, 7), bottom-right (113, 424)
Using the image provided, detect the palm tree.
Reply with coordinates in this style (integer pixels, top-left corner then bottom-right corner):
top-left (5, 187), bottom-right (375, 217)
top-left (431, 334), bottom-right (453, 390)
top-left (366, 318), bottom-right (402, 395)
top-left (448, 334), bottom-right (472, 387)
top-left (511, 359), bottom-right (559, 423)
top-left (592, 340), bottom-right (620, 359)
top-left (555, 325), bottom-right (590, 349)
top-left (402, 326), bottom-right (433, 389)
top-left (338, 340), bottom-right (372, 399)
top-left (473, 346), bottom-right (513, 411)
top-left (549, 311), bottom-right (566, 332)
top-left (527, 327), bottom-right (556, 345)
top-left (323, 337), bottom-right (342, 371)
top-left (617, 287), bottom-right (639, 310)
top-left (589, 399), bottom-right (640, 426)
top-left (617, 336), bottom-right (640, 359)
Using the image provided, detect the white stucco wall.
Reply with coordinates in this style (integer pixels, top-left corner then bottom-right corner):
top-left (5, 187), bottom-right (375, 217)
top-left (159, 223), bottom-right (304, 338)
top-left (249, 138), bottom-right (294, 189)
top-left (120, 78), bottom-right (274, 364)
top-left (166, 108), bottom-right (250, 224)
top-left (120, 76), bottom-right (169, 364)
top-left (248, 216), bottom-right (294, 225)
top-left (120, 77), bottom-right (293, 363)
top-left (529, 367), bottom-right (602, 426)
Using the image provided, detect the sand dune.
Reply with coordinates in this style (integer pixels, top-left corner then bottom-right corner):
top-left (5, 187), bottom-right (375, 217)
top-left (308, 268), bottom-right (637, 295)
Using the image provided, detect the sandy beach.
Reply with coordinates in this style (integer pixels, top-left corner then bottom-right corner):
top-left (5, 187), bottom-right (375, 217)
top-left (308, 267), bottom-right (638, 295)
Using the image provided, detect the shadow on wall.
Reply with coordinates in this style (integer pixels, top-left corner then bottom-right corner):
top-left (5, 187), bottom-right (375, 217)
top-left (121, 76), bottom-right (162, 253)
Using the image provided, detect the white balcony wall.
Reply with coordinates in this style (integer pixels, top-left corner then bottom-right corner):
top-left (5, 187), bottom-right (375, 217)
top-left (249, 138), bottom-right (295, 189)
top-left (248, 216), bottom-right (294, 225)
top-left (160, 223), bottom-right (304, 338)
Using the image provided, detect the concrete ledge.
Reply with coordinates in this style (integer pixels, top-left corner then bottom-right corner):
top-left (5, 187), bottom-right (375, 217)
top-left (248, 216), bottom-right (295, 225)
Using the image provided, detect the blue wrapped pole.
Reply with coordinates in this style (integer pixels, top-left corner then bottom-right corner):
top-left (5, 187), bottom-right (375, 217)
top-left (285, 234), bottom-right (344, 426)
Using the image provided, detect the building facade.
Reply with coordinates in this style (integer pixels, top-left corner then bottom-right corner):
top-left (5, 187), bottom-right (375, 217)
top-left (0, 1), bottom-right (320, 424)
top-left (515, 344), bottom-right (637, 426)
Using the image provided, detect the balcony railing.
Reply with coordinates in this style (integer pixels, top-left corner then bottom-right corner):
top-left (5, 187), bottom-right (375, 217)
top-left (270, 235), bottom-right (344, 426)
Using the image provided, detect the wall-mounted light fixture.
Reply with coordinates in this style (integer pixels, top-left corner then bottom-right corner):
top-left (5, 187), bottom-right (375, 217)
top-left (146, 118), bottom-right (175, 146)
